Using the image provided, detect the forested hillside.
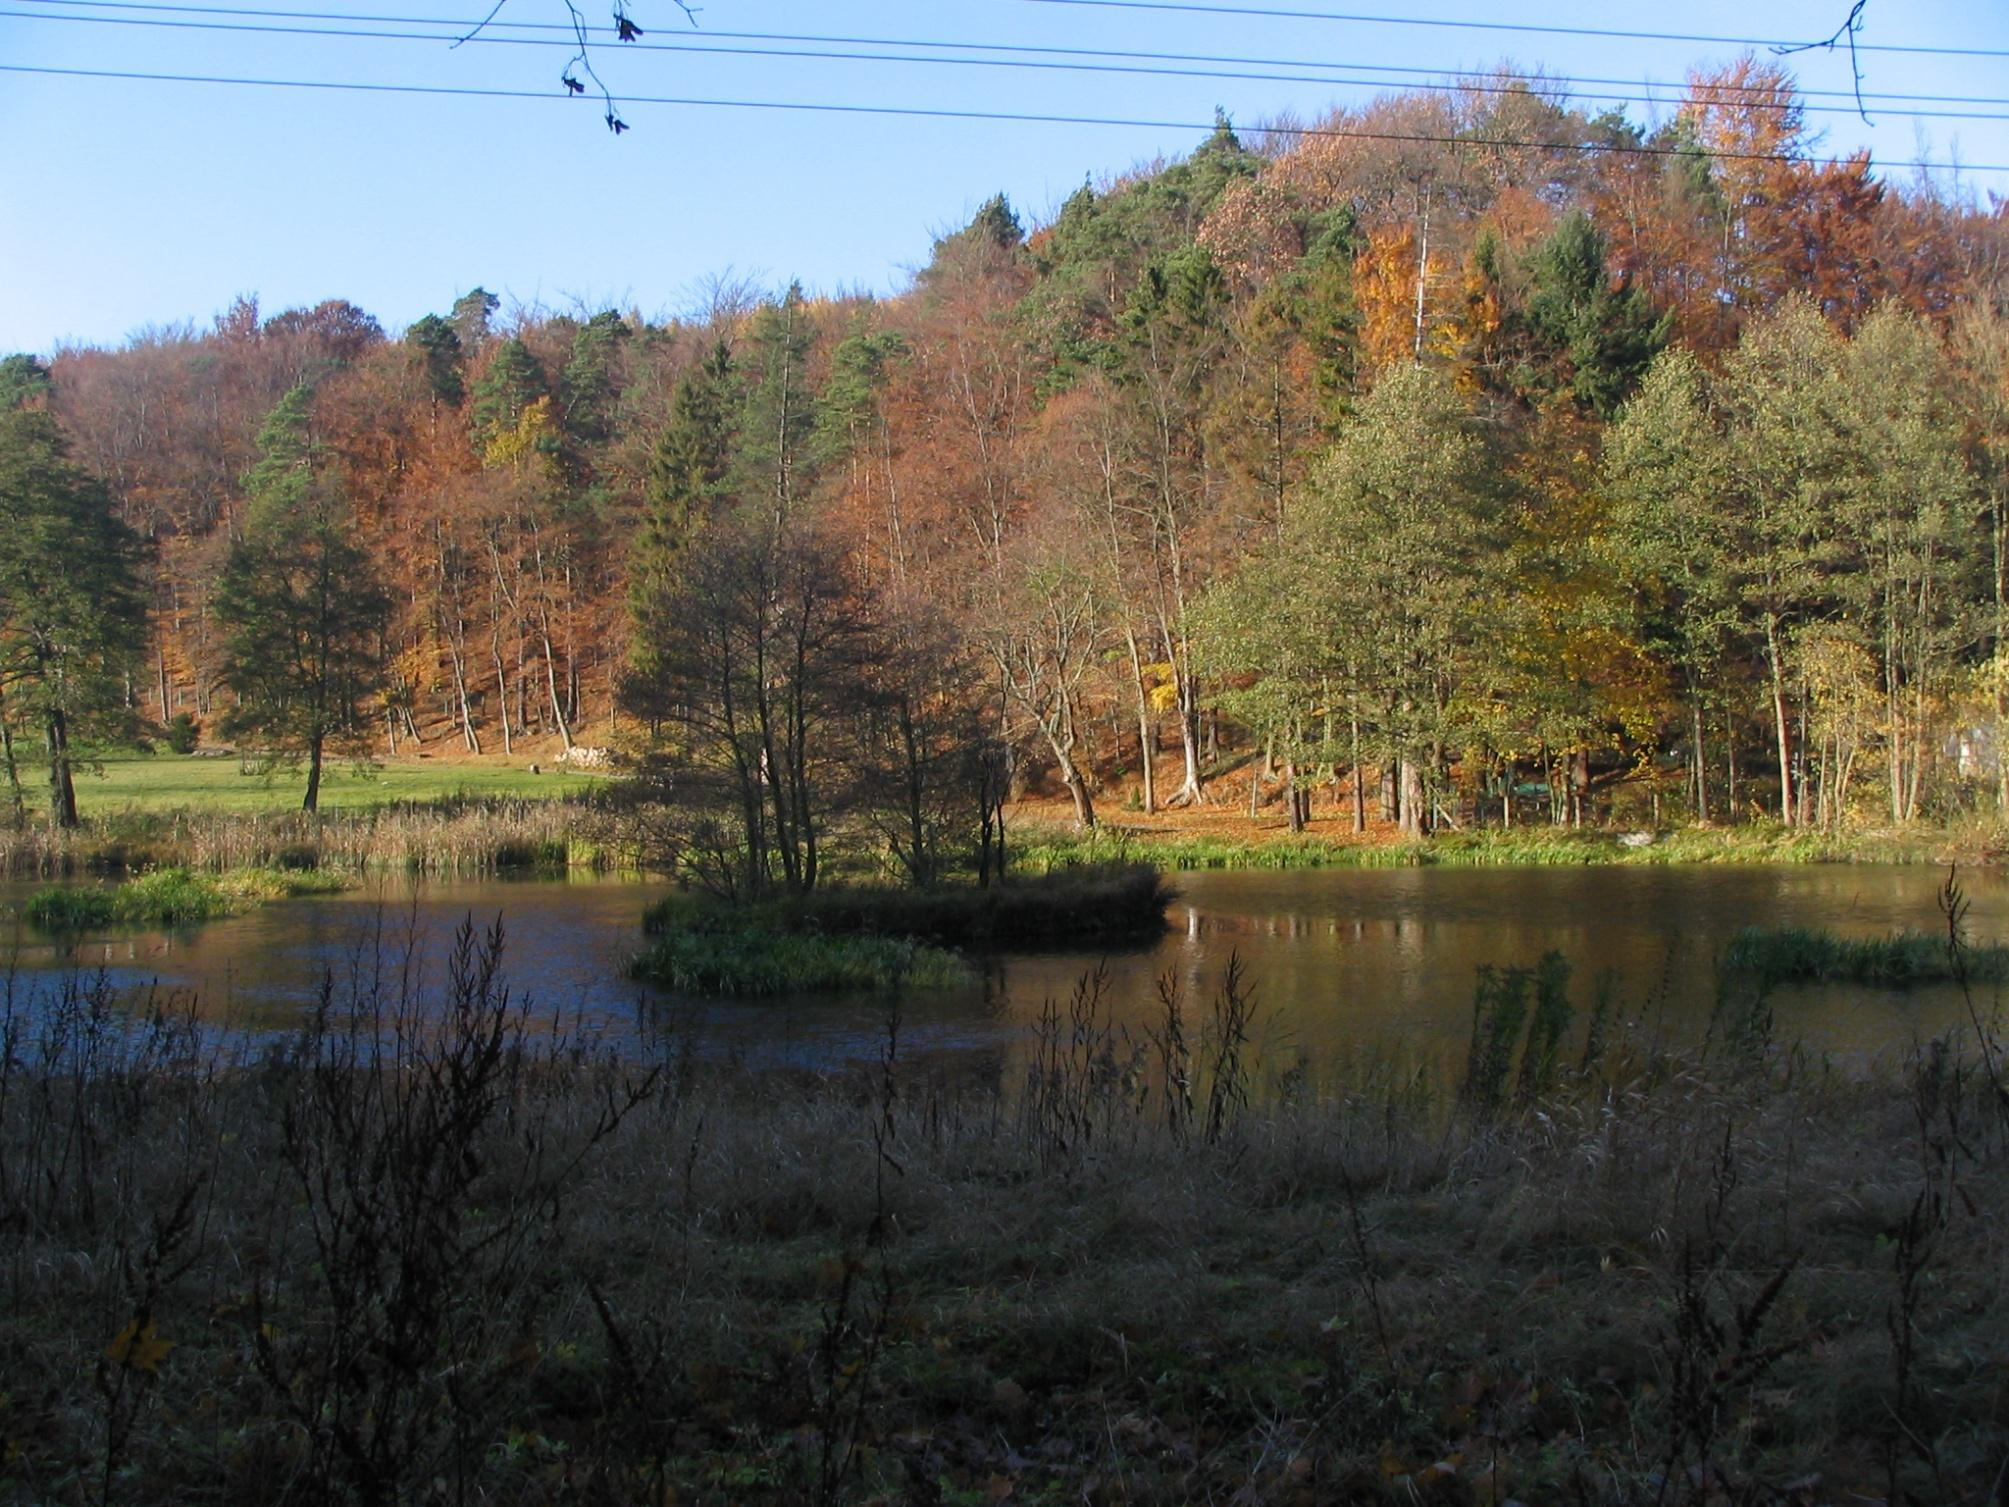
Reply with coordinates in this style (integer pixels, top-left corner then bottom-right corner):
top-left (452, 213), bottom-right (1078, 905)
top-left (11, 59), bottom-right (2009, 849)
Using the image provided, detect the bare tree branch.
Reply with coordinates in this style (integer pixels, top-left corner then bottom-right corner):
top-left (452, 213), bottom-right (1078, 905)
top-left (453, 1), bottom-right (701, 133)
top-left (1773, 0), bottom-right (1872, 125)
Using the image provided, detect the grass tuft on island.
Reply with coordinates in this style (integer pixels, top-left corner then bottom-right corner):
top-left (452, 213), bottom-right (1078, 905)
top-left (630, 927), bottom-right (971, 995)
top-left (1721, 924), bottom-right (2009, 989)
top-left (23, 865), bottom-right (350, 932)
top-left (632, 864), bottom-right (1171, 996)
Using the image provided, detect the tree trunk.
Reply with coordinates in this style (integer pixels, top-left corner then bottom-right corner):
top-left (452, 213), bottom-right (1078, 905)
top-left (45, 709), bottom-right (77, 831)
top-left (1122, 627), bottom-right (1155, 815)
top-left (538, 616), bottom-right (573, 752)
top-left (302, 732), bottom-right (324, 814)
top-left (1727, 732), bottom-right (1739, 823)
top-left (1350, 715), bottom-right (1366, 834)
top-left (447, 641), bottom-right (480, 753)
top-left (1172, 674), bottom-right (1205, 805)
top-left (1398, 757), bottom-right (1425, 840)
top-left (1, 712), bottom-right (22, 827)
top-left (1692, 699), bottom-right (1709, 822)
top-left (1764, 618), bottom-right (1794, 825)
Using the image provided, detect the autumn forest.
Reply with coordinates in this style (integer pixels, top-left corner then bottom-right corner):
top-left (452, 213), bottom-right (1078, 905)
top-left (12, 58), bottom-right (2009, 867)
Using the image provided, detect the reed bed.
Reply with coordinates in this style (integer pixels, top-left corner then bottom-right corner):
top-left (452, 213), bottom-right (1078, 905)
top-left (0, 797), bottom-right (624, 878)
top-left (1, 927), bottom-right (2004, 1506)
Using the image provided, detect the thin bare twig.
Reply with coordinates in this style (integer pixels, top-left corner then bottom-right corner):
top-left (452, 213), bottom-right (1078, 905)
top-left (1773, 0), bottom-right (1873, 125)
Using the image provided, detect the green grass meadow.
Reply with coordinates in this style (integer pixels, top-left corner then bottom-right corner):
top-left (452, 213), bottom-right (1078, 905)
top-left (59, 751), bottom-right (601, 815)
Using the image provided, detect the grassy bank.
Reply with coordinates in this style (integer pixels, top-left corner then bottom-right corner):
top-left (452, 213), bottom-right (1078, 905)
top-left (20, 865), bottom-right (349, 932)
top-left (52, 749), bottom-right (601, 815)
top-left (1, 943), bottom-right (2003, 1505)
top-left (1014, 819), bottom-right (1960, 871)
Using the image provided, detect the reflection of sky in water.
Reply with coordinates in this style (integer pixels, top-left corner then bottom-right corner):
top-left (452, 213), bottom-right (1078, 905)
top-left (1, 866), bottom-right (2000, 1072)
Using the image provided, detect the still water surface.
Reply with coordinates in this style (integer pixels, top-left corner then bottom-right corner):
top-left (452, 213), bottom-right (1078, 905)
top-left (1, 865), bottom-right (1997, 1070)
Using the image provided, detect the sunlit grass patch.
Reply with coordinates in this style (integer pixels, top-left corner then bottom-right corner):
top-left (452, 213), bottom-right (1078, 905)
top-left (23, 865), bottom-right (352, 932)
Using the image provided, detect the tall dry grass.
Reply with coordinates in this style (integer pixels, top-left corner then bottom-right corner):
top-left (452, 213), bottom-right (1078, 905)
top-left (0, 797), bottom-right (619, 878)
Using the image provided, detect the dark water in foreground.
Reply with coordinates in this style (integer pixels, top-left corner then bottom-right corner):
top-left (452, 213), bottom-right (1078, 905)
top-left (1, 865), bottom-right (1998, 1070)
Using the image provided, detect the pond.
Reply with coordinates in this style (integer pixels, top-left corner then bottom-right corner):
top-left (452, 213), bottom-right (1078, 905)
top-left (0, 864), bottom-right (1998, 1072)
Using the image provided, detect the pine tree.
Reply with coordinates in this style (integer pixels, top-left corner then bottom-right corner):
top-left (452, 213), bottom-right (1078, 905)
top-left (406, 314), bottom-right (465, 407)
top-left (469, 337), bottom-right (549, 458)
top-left (0, 372), bottom-right (147, 828)
top-left (213, 386), bottom-right (391, 813)
top-left (629, 341), bottom-right (735, 683)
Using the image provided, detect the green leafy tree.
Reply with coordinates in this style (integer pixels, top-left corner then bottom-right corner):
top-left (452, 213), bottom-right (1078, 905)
top-left (1296, 363), bottom-right (1500, 836)
top-left (1833, 305), bottom-right (1977, 822)
top-left (213, 386), bottom-right (392, 813)
top-left (0, 369), bottom-right (147, 828)
top-left (1605, 348), bottom-right (1738, 819)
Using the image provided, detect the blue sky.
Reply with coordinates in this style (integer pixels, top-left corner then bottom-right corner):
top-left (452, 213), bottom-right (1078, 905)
top-left (3, 0), bottom-right (2006, 353)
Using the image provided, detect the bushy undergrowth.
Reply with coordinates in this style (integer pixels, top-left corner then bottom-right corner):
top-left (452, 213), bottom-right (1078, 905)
top-left (22, 866), bottom-right (347, 932)
top-left (1, 930), bottom-right (2005, 1505)
top-left (1724, 924), bottom-right (2009, 988)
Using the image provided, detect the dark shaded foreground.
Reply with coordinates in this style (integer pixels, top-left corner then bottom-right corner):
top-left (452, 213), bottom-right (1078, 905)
top-left (1, 925), bottom-right (2004, 1506)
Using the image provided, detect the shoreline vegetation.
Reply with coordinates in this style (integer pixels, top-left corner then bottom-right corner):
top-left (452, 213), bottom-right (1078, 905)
top-left (1011, 818), bottom-right (1975, 871)
top-left (2, 933), bottom-right (2002, 1504)
top-left (1723, 924), bottom-right (2009, 990)
top-left (1, 758), bottom-right (2001, 883)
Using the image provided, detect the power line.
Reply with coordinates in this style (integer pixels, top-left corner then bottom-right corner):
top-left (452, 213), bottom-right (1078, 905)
top-left (16, 0), bottom-right (2009, 110)
top-left (1002, 0), bottom-right (2009, 60)
top-left (10, 4), bottom-right (2009, 123)
top-left (11, 5), bottom-right (2009, 121)
top-left (7, 60), bottom-right (2007, 174)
